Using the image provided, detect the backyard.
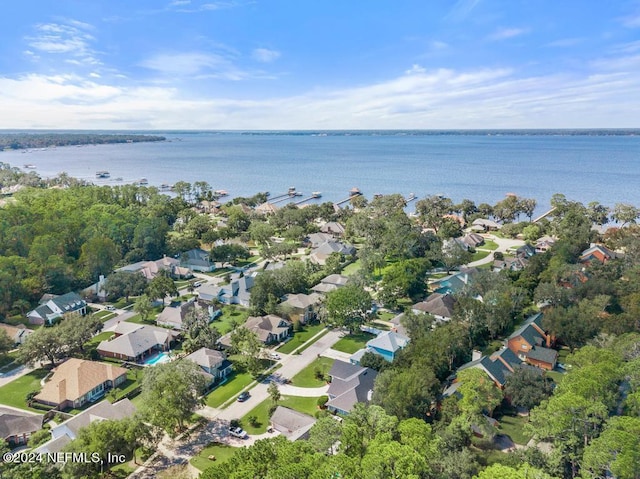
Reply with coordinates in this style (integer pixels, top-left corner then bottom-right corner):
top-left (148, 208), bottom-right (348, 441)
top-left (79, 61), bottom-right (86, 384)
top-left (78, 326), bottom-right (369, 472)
top-left (211, 306), bottom-right (251, 335)
top-left (240, 395), bottom-right (321, 434)
top-left (0, 369), bottom-right (49, 412)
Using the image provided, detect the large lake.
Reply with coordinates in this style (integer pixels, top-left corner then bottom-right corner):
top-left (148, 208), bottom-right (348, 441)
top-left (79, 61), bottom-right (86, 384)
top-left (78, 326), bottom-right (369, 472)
top-left (2, 131), bottom-right (639, 214)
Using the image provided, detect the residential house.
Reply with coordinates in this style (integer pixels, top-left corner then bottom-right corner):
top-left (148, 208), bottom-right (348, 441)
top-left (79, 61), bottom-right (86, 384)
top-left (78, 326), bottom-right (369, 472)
top-left (280, 292), bottom-right (322, 323)
top-left (0, 407), bottom-right (42, 447)
top-left (431, 267), bottom-right (478, 295)
top-left (516, 244), bottom-right (536, 259)
top-left (219, 314), bottom-right (292, 347)
top-left (34, 399), bottom-right (135, 454)
top-left (326, 360), bottom-right (377, 415)
top-left (97, 323), bottom-right (178, 362)
top-left (116, 256), bottom-right (192, 280)
top-left (492, 256), bottom-right (529, 272)
top-left (185, 347), bottom-right (232, 386)
top-left (156, 299), bottom-right (215, 330)
top-left (535, 236), bottom-right (556, 253)
top-left (412, 293), bottom-right (457, 322)
top-left (0, 323), bottom-right (33, 346)
top-left (389, 312), bottom-right (408, 337)
top-left (320, 222), bottom-right (346, 236)
top-left (309, 241), bottom-right (356, 266)
top-left (311, 274), bottom-right (349, 294)
top-left (255, 202), bottom-right (279, 215)
top-left (461, 233), bottom-right (485, 249)
top-left (579, 244), bottom-right (620, 265)
top-left (351, 330), bottom-right (410, 365)
top-left (27, 292), bottom-right (87, 325)
top-left (180, 248), bottom-right (215, 272)
top-left (447, 348), bottom-right (524, 391)
top-left (197, 274), bottom-right (255, 307)
top-left (306, 232), bottom-right (336, 248)
top-left (34, 358), bottom-right (128, 411)
top-left (507, 313), bottom-right (557, 370)
top-left (471, 218), bottom-right (502, 231)
top-left (270, 406), bottom-right (316, 441)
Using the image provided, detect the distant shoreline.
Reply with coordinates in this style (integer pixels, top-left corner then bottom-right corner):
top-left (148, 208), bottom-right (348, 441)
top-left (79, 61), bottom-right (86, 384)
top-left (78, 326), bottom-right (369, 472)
top-left (0, 133), bottom-right (166, 151)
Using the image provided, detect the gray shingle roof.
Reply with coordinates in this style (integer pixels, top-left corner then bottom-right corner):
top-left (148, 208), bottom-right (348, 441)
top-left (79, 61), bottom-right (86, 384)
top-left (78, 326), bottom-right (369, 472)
top-left (526, 346), bottom-right (558, 365)
top-left (366, 331), bottom-right (410, 354)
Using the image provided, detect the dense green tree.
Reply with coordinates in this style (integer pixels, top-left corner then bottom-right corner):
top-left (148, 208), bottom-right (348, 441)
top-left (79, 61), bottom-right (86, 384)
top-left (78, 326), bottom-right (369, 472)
top-left (308, 415), bottom-right (343, 454)
top-left (229, 326), bottom-right (263, 377)
top-left (59, 314), bottom-right (103, 356)
top-left (582, 416), bottom-right (640, 479)
top-left (415, 195), bottom-right (455, 233)
top-left (372, 365), bottom-right (439, 420)
top-left (612, 203), bottom-right (640, 227)
top-left (0, 329), bottom-right (13, 358)
top-left (139, 360), bottom-right (208, 435)
top-left (79, 236), bottom-right (120, 282)
top-left (133, 294), bottom-right (153, 322)
top-left (104, 271), bottom-right (147, 301)
top-left (209, 243), bottom-right (250, 264)
top-left (503, 366), bottom-right (554, 411)
top-left (473, 463), bottom-right (557, 479)
top-left (18, 326), bottom-right (64, 368)
top-left (146, 272), bottom-right (178, 305)
top-left (378, 258), bottom-right (430, 308)
top-left (323, 283), bottom-right (372, 333)
top-left (456, 368), bottom-right (503, 419)
top-left (182, 307), bottom-right (220, 353)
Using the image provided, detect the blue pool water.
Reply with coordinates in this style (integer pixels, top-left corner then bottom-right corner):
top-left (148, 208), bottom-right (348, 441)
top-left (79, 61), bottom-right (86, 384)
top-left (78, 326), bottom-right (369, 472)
top-left (144, 352), bottom-right (171, 366)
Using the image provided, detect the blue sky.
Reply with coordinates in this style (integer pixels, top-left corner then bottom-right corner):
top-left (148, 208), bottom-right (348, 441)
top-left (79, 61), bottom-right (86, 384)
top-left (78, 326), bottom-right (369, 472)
top-left (1, 0), bottom-right (639, 129)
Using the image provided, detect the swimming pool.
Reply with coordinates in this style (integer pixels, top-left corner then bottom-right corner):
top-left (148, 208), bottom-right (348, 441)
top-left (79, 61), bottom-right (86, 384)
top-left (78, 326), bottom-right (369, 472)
top-left (144, 352), bottom-right (171, 366)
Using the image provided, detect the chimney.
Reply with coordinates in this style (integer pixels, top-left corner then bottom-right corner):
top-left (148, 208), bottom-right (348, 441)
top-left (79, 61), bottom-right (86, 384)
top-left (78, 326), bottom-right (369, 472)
top-left (472, 350), bottom-right (482, 361)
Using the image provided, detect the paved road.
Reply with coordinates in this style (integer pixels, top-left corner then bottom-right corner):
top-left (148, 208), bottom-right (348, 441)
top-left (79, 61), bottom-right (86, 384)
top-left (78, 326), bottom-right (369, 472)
top-left (466, 235), bottom-right (525, 267)
top-left (213, 329), bottom-right (343, 421)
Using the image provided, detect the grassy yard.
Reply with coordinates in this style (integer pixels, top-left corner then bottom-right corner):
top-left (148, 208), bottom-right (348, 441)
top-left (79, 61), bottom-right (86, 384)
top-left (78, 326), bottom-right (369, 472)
top-left (471, 250), bottom-right (491, 262)
top-left (331, 331), bottom-right (375, 354)
top-left (375, 310), bottom-right (396, 321)
top-left (342, 259), bottom-right (362, 276)
top-left (190, 442), bottom-right (237, 472)
top-left (85, 331), bottom-right (115, 355)
top-left (277, 323), bottom-right (326, 354)
top-left (93, 310), bottom-right (116, 320)
top-left (497, 414), bottom-right (532, 445)
top-left (240, 395), bottom-right (321, 434)
top-left (211, 306), bottom-right (251, 335)
top-left (290, 356), bottom-right (334, 387)
top-left (205, 371), bottom-right (254, 408)
top-left (480, 240), bottom-right (499, 250)
top-left (124, 305), bottom-right (163, 325)
top-left (0, 369), bottom-right (49, 412)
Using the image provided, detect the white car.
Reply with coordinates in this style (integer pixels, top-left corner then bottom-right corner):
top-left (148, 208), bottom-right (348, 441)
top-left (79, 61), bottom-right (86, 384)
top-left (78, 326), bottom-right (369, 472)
top-left (105, 306), bottom-right (116, 311)
top-left (229, 426), bottom-right (247, 439)
top-left (269, 353), bottom-right (281, 360)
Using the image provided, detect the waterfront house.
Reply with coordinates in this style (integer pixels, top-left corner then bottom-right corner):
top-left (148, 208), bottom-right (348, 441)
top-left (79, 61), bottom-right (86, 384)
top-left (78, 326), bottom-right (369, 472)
top-left (34, 358), bottom-right (128, 411)
top-left (97, 323), bottom-right (178, 362)
top-left (185, 347), bottom-right (232, 386)
top-left (0, 407), bottom-right (42, 447)
top-left (27, 292), bottom-right (87, 325)
top-left (306, 232), bottom-right (336, 248)
top-left (34, 399), bottom-right (135, 455)
top-left (461, 233), bottom-right (485, 248)
top-left (535, 236), bottom-right (556, 253)
top-left (320, 222), bottom-right (346, 236)
top-left (471, 218), bottom-right (502, 231)
top-left (579, 244), bottom-right (620, 265)
top-left (326, 360), bottom-right (377, 415)
top-left (180, 248), bottom-right (215, 272)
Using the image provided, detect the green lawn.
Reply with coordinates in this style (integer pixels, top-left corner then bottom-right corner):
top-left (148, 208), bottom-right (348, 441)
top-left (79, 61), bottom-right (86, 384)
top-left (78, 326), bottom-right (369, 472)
top-left (342, 259), bottom-right (362, 276)
top-left (480, 240), bottom-right (499, 251)
top-left (205, 371), bottom-right (254, 408)
top-left (211, 306), bottom-right (251, 335)
top-left (497, 414), bottom-right (532, 445)
top-left (374, 310), bottom-right (396, 321)
top-left (84, 331), bottom-right (115, 356)
top-left (0, 369), bottom-right (49, 412)
top-left (331, 331), bottom-right (375, 354)
top-left (290, 356), bottom-right (334, 387)
top-left (93, 310), bottom-right (116, 320)
top-left (471, 250), bottom-right (491, 262)
top-left (277, 323), bottom-right (326, 354)
top-left (240, 395), bottom-right (321, 434)
top-left (124, 306), bottom-right (163, 325)
top-left (190, 442), bottom-right (237, 472)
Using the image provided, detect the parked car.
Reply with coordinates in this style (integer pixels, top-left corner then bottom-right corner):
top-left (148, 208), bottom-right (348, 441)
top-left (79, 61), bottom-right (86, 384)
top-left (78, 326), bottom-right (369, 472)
top-left (229, 426), bottom-right (247, 438)
top-left (237, 391), bottom-right (250, 402)
top-left (105, 306), bottom-right (116, 311)
top-left (193, 281), bottom-right (202, 287)
top-left (269, 353), bottom-right (281, 360)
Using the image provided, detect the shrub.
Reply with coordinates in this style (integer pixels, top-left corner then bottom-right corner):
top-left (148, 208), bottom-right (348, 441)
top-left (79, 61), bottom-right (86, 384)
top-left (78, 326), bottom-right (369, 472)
top-left (317, 395), bottom-right (329, 409)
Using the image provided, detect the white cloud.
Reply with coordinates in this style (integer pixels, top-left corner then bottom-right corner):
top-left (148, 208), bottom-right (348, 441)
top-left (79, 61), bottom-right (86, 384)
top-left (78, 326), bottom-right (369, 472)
top-left (446, 0), bottom-right (481, 21)
top-left (488, 27), bottom-right (530, 41)
top-left (252, 48), bottom-right (280, 63)
top-left (167, 0), bottom-right (242, 13)
top-left (26, 20), bottom-right (100, 66)
top-left (1, 49), bottom-right (640, 129)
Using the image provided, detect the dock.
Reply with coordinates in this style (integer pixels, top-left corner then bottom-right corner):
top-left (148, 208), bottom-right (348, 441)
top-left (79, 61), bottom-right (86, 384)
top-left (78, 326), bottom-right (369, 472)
top-left (269, 188), bottom-right (304, 204)
top-left (405, 193), bottom-right (417, 203)
top-left (335, 187), bottom-right (363, 206)
top-left (533, 207), bottom-right (556, 223)
top-left (293, 192), bottom-right (322, 206)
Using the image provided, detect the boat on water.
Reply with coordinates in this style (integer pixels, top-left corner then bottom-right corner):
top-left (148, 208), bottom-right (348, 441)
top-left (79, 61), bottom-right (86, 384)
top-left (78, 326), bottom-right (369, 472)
top-left (349, 187), bottom-right (361, 196)
top-left (288, 186), bottom-right (296, 195)
top-left (407, 193), bottom-right (416, 200)
top-left (137, 178), bottom-right (149, 185)
top-left (214, 189), bottom-right (229, 197)
top-left (159, 183), bottom-right (171, 191)
top-left (23, 164), bottom-right (36, 169)
top-left (311, 191), bottom-right (322, 198)
top-left (114, 177), bottom-right (123, 181)
top-left (96, 171), bottom-right (110, 178)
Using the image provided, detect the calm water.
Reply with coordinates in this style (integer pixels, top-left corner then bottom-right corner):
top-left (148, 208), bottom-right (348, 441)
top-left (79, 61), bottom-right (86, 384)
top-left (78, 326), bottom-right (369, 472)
top-left (2, 131), bottom-right (640, 214)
